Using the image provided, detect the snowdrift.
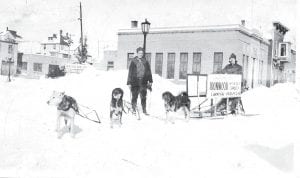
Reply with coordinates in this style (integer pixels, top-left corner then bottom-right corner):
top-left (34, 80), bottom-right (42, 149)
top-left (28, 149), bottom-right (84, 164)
top-left (0, 67), bottom-right (298, 178)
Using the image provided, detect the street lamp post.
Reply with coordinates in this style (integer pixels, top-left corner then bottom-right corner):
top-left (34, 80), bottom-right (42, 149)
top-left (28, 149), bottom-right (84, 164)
top-left (8, 58), bottom-right (13, 82)
top-left (141, 19), bottom-right (151, 58)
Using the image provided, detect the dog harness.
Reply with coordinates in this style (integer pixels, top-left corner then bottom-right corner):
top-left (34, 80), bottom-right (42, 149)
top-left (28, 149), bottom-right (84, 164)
top-left (57, 95), bottom-right (79, 113)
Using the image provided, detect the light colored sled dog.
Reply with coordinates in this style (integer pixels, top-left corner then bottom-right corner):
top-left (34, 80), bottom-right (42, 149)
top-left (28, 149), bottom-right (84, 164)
top-left (47, 91), bottom-right (79, 138)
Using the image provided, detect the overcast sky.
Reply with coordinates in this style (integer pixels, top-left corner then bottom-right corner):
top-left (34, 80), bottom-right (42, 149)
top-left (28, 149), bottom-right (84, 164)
top-left (0, 0), bottom-right (297, 59)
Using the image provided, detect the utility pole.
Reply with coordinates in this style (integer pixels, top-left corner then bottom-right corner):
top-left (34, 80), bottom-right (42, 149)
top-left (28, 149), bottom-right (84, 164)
top-left (79, 2), bottom-right (84, 63)
top-left (8, 58), bottom-right (12, 82)
top-left (98, 40), bottom-right (99, 58)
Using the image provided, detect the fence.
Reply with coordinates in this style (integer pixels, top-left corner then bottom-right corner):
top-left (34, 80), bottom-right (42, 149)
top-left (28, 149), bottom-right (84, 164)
top-left (65, 64), bottom-right (88, 74)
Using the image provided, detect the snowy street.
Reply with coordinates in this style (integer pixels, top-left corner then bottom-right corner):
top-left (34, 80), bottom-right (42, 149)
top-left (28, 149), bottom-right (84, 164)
top-left (0, 68), bottom-right (298, 178)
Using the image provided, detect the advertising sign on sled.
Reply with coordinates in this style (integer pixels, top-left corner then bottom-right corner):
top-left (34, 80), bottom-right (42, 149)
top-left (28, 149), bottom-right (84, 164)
top-left (206, 74), bottom-right (242, 98)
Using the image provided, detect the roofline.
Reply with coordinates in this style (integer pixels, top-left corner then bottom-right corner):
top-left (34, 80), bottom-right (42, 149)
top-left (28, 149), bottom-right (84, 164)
top-left (272, 21), bottom-right (289, 31)
top-left (41, 42), bottom-right (61, 44)
top-left (118, 24), bottom-right (242, 33)
top-left (0, 40), bottom-right (18, 44)
top-left (118, 24), bottom-right (270, 45)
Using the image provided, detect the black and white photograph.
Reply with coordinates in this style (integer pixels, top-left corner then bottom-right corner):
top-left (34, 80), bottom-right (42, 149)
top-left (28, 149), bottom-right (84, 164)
top-left (0, 0), bottom-right (299, 177)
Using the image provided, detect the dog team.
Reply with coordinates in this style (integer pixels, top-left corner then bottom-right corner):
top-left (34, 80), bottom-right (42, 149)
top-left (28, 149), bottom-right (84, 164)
top-left (47, 47), bottom-right (191, 138)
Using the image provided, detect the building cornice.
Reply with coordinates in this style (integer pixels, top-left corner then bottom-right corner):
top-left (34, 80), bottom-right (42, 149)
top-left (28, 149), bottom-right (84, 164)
top-left (118, 24), bottom-right (270, 45)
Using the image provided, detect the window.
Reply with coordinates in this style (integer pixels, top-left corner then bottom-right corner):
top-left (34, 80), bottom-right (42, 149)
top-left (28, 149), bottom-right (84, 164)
top-left (192, 53), bottom-right (201, 74)
top-left (179, 53), bottom-right (188, 79)
top-left (63, 54), bottom-right (69, 58)
top-left (167, 53), bottom-right (175, 79)
top-left (127, 53), bottom-right (134, 68)
top-left (107, 61), bottom-right (114, 70)
top-left (155, 53), bottom-right (163, 76)
top-left (145, 53), bottom-right (151, 65)
top-left (279, 43), bottom-right (287, 57)
top-left (33, 63), bottom-right (43, 72)
top-left (21, 62), bottom-right (27, 71)
top-left (213, 52), bottom-right (223, 73)
top-left (8, 45), bottom-right (13, 54)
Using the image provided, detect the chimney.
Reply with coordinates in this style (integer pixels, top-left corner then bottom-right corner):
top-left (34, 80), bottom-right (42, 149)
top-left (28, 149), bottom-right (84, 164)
top-left (6, 27), bottom-right (8, 31)
top-left (66, 32), bottom-right (68, 37)
top-left (241, 20), bottom-right (245, 26)
top-left (60, 29), bottom-right (63, 34)
top-left (131, 21), bottom-right (138, 28)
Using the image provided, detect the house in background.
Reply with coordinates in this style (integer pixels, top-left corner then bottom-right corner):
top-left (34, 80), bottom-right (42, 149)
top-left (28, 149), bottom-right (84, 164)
top-left (19, 54), bottom-right (70, 79)
top-left (18, 30), bottom-right (75, 79)
top-left (41, 30), bottom-right (73, 59)
top-left (0, 27), bottom-right (21, 76)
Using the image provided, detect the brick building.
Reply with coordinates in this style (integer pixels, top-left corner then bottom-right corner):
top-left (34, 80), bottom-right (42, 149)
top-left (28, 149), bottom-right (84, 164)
top-left (117, 22), bottom-right (270, 89)
top-left (112, 21), bottom-right (295, 88)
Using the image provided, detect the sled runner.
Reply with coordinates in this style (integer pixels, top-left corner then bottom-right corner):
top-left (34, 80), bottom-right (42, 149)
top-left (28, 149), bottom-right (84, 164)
top-left (187, 74), bottom-right (246, 119)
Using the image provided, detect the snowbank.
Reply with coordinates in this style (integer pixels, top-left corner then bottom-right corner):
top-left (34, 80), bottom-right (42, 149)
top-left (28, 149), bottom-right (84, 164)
top-left (0, 68), bottom-right (297, 178)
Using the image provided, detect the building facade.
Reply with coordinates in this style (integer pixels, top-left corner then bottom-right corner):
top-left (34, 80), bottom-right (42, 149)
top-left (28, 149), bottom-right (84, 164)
top-left (0, 28), bottom-right (21, 76)
top-left (40, 30), bottom-right (73, 59)
top-left (17, 30), bottom-right (78, 78)
top-left (19, 54), bottom-right (70, 79)
top-left (117, 23), bottom-right (270, 89)
top-left (269, 22), bottom-right (296, 84)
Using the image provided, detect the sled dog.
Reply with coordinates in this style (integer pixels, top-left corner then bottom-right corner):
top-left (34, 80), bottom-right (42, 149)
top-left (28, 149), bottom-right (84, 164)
top-left (47, 91), bottom-right (78, 138)
top-left (162, 91), bottom-right (191, 123)
top-left (110, 88), bottom-right (124, 128)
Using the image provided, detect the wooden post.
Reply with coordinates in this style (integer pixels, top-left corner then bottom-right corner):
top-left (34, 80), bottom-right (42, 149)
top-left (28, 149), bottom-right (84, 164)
top-left (211, 98), bottom-right (214, 117)
top-left (226, 97), bottom-right (229, 115)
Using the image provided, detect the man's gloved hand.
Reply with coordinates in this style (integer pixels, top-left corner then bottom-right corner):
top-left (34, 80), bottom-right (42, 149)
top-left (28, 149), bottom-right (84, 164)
top-left (147, 82), bottom-right (152, 92)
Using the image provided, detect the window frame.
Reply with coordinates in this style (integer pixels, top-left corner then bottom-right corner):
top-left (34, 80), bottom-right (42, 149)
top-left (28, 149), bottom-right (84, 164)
top-left (179, 53), bottom-right (188, 79)
top-left (167, 53), bottom-right (175, 79)
top-left (192, 52), bottom-right (201, 74)
top-left (155, 53), bottom-right (163, 77)
top-left (213, 52), bottom-right (223, 74)
top-left (33, 63), bottom-right (43, 72)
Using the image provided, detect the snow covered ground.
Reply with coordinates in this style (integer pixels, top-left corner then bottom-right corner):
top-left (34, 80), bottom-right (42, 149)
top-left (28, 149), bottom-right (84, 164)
top-left (0, 67), bottom-right (299, 178)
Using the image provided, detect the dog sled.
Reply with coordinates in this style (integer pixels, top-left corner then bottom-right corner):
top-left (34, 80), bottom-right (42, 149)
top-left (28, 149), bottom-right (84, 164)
top-left (187, 74), bottom-right (245, 119)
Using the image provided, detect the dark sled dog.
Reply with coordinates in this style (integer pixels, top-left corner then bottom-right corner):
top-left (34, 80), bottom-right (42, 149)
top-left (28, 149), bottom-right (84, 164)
top-left (162, 91), bottom-right (191, 123)
top-left (47, 91), bottom-right (79, 138)
top-left (110, 88), bottom-right (124, 128)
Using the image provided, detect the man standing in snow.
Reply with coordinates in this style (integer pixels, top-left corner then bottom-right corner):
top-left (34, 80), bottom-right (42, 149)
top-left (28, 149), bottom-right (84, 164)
top-left (127, 47), bottom-right (153, 116)
top-left (218, 53), bottom-right (244, 114)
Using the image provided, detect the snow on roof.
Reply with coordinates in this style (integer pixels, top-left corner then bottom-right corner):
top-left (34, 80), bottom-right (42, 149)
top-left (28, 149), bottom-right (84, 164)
top-left (118, 24), bottom-right (269, 44)
top-left (119, 24), bottom-right (246, 34)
